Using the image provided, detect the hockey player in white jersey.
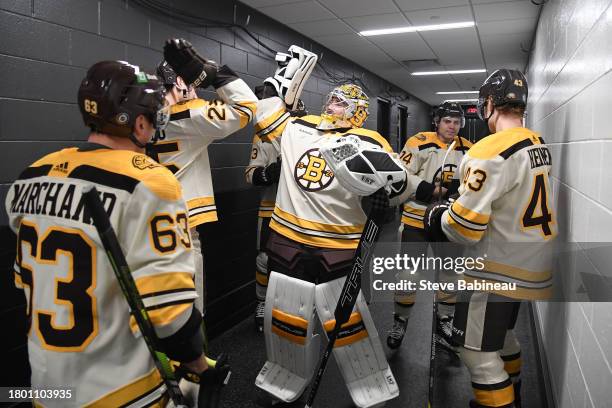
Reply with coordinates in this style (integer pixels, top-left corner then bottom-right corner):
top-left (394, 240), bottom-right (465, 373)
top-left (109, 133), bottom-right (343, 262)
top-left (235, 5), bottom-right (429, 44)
top-left (6, 60), bottom-right (229, 407)
top-left (149, 38), bottom-right (258, 319)
top-left (246, 87), bottom-right (307, 332)
top-left (252, 46), bottom-right (417, 407)
top-left (424, 69), bottom-right (556, 408)
top-left (389, 102), bottom-right (472, 350)
top-left (245, 131), bottom-right (280, 332)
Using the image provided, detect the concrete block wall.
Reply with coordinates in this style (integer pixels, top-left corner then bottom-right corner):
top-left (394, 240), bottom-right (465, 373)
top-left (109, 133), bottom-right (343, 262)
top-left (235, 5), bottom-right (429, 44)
top-left (0, 0), bottom-right (430, 386)
top-left (527, 0), bottom-right (612, 406)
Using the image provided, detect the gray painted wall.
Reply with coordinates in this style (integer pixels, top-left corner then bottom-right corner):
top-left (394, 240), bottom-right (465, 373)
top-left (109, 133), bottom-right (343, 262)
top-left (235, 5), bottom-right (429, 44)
top-left (527, 0), bottom-right (612, 407)
top-left (0, 0), bottom-right (431, 386)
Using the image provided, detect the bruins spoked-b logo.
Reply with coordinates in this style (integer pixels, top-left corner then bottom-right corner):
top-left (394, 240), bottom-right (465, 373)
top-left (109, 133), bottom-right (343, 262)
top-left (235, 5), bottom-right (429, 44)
top-left (433, 163), bottom-right (457, 185)
top-left (294, 149), bottom-right (334, 192)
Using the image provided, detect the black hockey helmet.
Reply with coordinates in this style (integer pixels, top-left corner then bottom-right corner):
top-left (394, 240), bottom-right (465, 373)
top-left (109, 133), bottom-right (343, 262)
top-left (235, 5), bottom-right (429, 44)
top-left (433, 102), bottom-right (465, 128)
top-left (78, 60), bottom-right (169, 139)
top-left (477, 69), bottom-right (528, 121)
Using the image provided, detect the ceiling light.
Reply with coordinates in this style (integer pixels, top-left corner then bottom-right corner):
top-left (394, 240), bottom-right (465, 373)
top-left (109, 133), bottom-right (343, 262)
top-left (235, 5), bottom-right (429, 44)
top-left (412, 69), bottom-right (486, 76)
top-left (436, 91), bottom-right (479, 95)
top-left (360, 21), bottom-right (475, 37)
top-left (443, 98), bottom-right (479, 102)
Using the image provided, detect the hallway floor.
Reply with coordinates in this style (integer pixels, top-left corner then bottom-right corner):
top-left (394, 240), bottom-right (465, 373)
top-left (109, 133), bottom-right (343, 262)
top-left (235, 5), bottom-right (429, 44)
top-left (208, 293), bottom-right (545, 408)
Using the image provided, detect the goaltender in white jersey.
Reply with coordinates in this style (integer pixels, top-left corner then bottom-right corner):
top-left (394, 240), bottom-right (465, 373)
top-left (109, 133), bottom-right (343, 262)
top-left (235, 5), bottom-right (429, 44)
top-left (251, 46), bottom-right (417, 407)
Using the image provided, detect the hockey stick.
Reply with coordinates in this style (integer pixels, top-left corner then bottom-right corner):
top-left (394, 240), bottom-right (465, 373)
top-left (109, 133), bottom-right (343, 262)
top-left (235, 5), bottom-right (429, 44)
top-left (304, 204), bottom-right (386, 408)
top-left (83, 187), bottom-right (188, 408)
top-left (426, 140), bottom-right (458, 408)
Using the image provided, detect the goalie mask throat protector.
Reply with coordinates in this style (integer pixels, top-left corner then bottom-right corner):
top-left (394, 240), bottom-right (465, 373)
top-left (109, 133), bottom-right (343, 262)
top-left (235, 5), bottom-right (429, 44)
top-left (319, 84), bottom-right (369, 130)
top-left (477, 69), bottom-right (528, 121)
top-left (78, 60), bottom-right (168, 141)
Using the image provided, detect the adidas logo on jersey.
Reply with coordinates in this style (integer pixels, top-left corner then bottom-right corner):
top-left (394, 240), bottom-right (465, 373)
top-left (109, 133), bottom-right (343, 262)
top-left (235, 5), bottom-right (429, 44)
top-left (53, 162), bottom-right (69, 174)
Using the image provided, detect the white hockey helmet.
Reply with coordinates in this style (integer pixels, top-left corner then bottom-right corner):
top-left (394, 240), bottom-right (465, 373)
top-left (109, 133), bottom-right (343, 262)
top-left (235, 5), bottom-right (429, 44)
top-left (319, 135), bottom-right (406, 196)
top-left (319, 84), bottom-right (369, 130)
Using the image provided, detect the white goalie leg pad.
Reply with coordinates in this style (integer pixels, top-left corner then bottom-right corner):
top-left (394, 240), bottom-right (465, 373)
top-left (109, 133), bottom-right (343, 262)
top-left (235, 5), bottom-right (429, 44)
top-left (264, 45), bottom-right (318, 110)
top-left (255, 272), bottom-right (320, 402)
top-left (315, 277), bottom-right (399, 407)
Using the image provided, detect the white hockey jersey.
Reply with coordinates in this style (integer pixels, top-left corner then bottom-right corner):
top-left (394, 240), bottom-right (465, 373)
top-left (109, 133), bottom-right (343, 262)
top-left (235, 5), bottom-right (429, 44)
top-left (441, 127), bottom-right (557, 300)
top-left (399, 131), bottom-right (471, 229)
top-left (245, 134), bottom-right (279, 218)
top-left (6, 145), bottom-right (197, 407)
top-left (148, 74), bottom-right (257, 228)
top-left (255, 97), bottom-right (399, 249)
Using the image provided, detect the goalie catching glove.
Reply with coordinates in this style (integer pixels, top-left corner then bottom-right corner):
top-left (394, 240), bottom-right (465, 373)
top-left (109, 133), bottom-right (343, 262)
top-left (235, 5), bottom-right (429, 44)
top-left (264, 45), bottom-right (317, 110)
top-left (319, 135), bottom-right (407, 196)
top-left (164, 38), bottom-right (219, 89)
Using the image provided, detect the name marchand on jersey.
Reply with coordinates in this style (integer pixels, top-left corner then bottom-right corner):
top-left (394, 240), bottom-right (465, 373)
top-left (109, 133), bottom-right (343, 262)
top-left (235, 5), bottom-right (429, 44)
top-left (148, 73), bottom-right (257, 229)
top-left (6, 145), bottom-right (197, 407)
top-left (255, 97), bottom-right (394, 249)
top-left (398, 131), bottom-right (472, 229)
top-left (441, 127), bottom-right (557, 300)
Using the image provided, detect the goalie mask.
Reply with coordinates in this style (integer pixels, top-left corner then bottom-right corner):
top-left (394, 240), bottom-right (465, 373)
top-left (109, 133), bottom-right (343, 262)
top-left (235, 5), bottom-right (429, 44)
top-left (319, 84), bottom-right (369, 130)
top-left (319, 135), bottom-right (406, 196)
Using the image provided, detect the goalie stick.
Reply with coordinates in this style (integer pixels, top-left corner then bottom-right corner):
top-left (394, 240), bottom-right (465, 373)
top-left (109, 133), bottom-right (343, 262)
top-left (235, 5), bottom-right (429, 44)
top-left (83, 187), bottom-right (188, 408)
top-left (304, 202), bottom-right (387, 408)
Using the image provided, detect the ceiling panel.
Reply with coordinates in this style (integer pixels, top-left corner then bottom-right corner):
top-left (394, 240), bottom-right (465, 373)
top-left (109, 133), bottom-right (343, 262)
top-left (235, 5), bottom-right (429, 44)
top-left (343, 13), bottom-right (410, 32)
top-left (315, 0), bottom-right (400, 18)
top-left (395, 0), bottom-right (469, 12)
top-left (403, 5), bottom-right (473, 26)
top-left (419, 26), bottom-right (482, 66)
top-left (291, 19), bottom-right (355, 37)
top-left (240, 0), bottom-right (304, 8)
top-left (474, 0), bottom-right (540, 22)
top-left (366, 34), bottom-right (437, 61)
top-left (258, 1), bottom-right (336, 23)
top-left (477, 18), bottom-right (538, 36)
top-left (481, 32), bottom-right (532, 59)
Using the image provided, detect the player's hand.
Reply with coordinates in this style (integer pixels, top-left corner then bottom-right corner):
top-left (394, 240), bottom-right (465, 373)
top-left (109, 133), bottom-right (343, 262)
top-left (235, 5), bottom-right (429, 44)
top-left (432, 185), bottom-right (448, 199)
top-left (164, 38), bottom-right (218, 89)
top-left (264, 159), bottom-right (282, 184)
top-left (423, 201), bottom-right (451, 242)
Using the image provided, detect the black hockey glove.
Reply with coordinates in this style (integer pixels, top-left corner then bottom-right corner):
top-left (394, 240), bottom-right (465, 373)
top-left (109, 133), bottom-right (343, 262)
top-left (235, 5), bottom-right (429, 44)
top-left (173, 357), bottom-right (231, 408)
top-left (164, 38), bottom-right (218, 89)
top-left (443, 179), bottom-right (460, 199)
top-left (423, 201), bottom-right (451, 242)
top-left (253, 159), bottom-right (281, 186)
